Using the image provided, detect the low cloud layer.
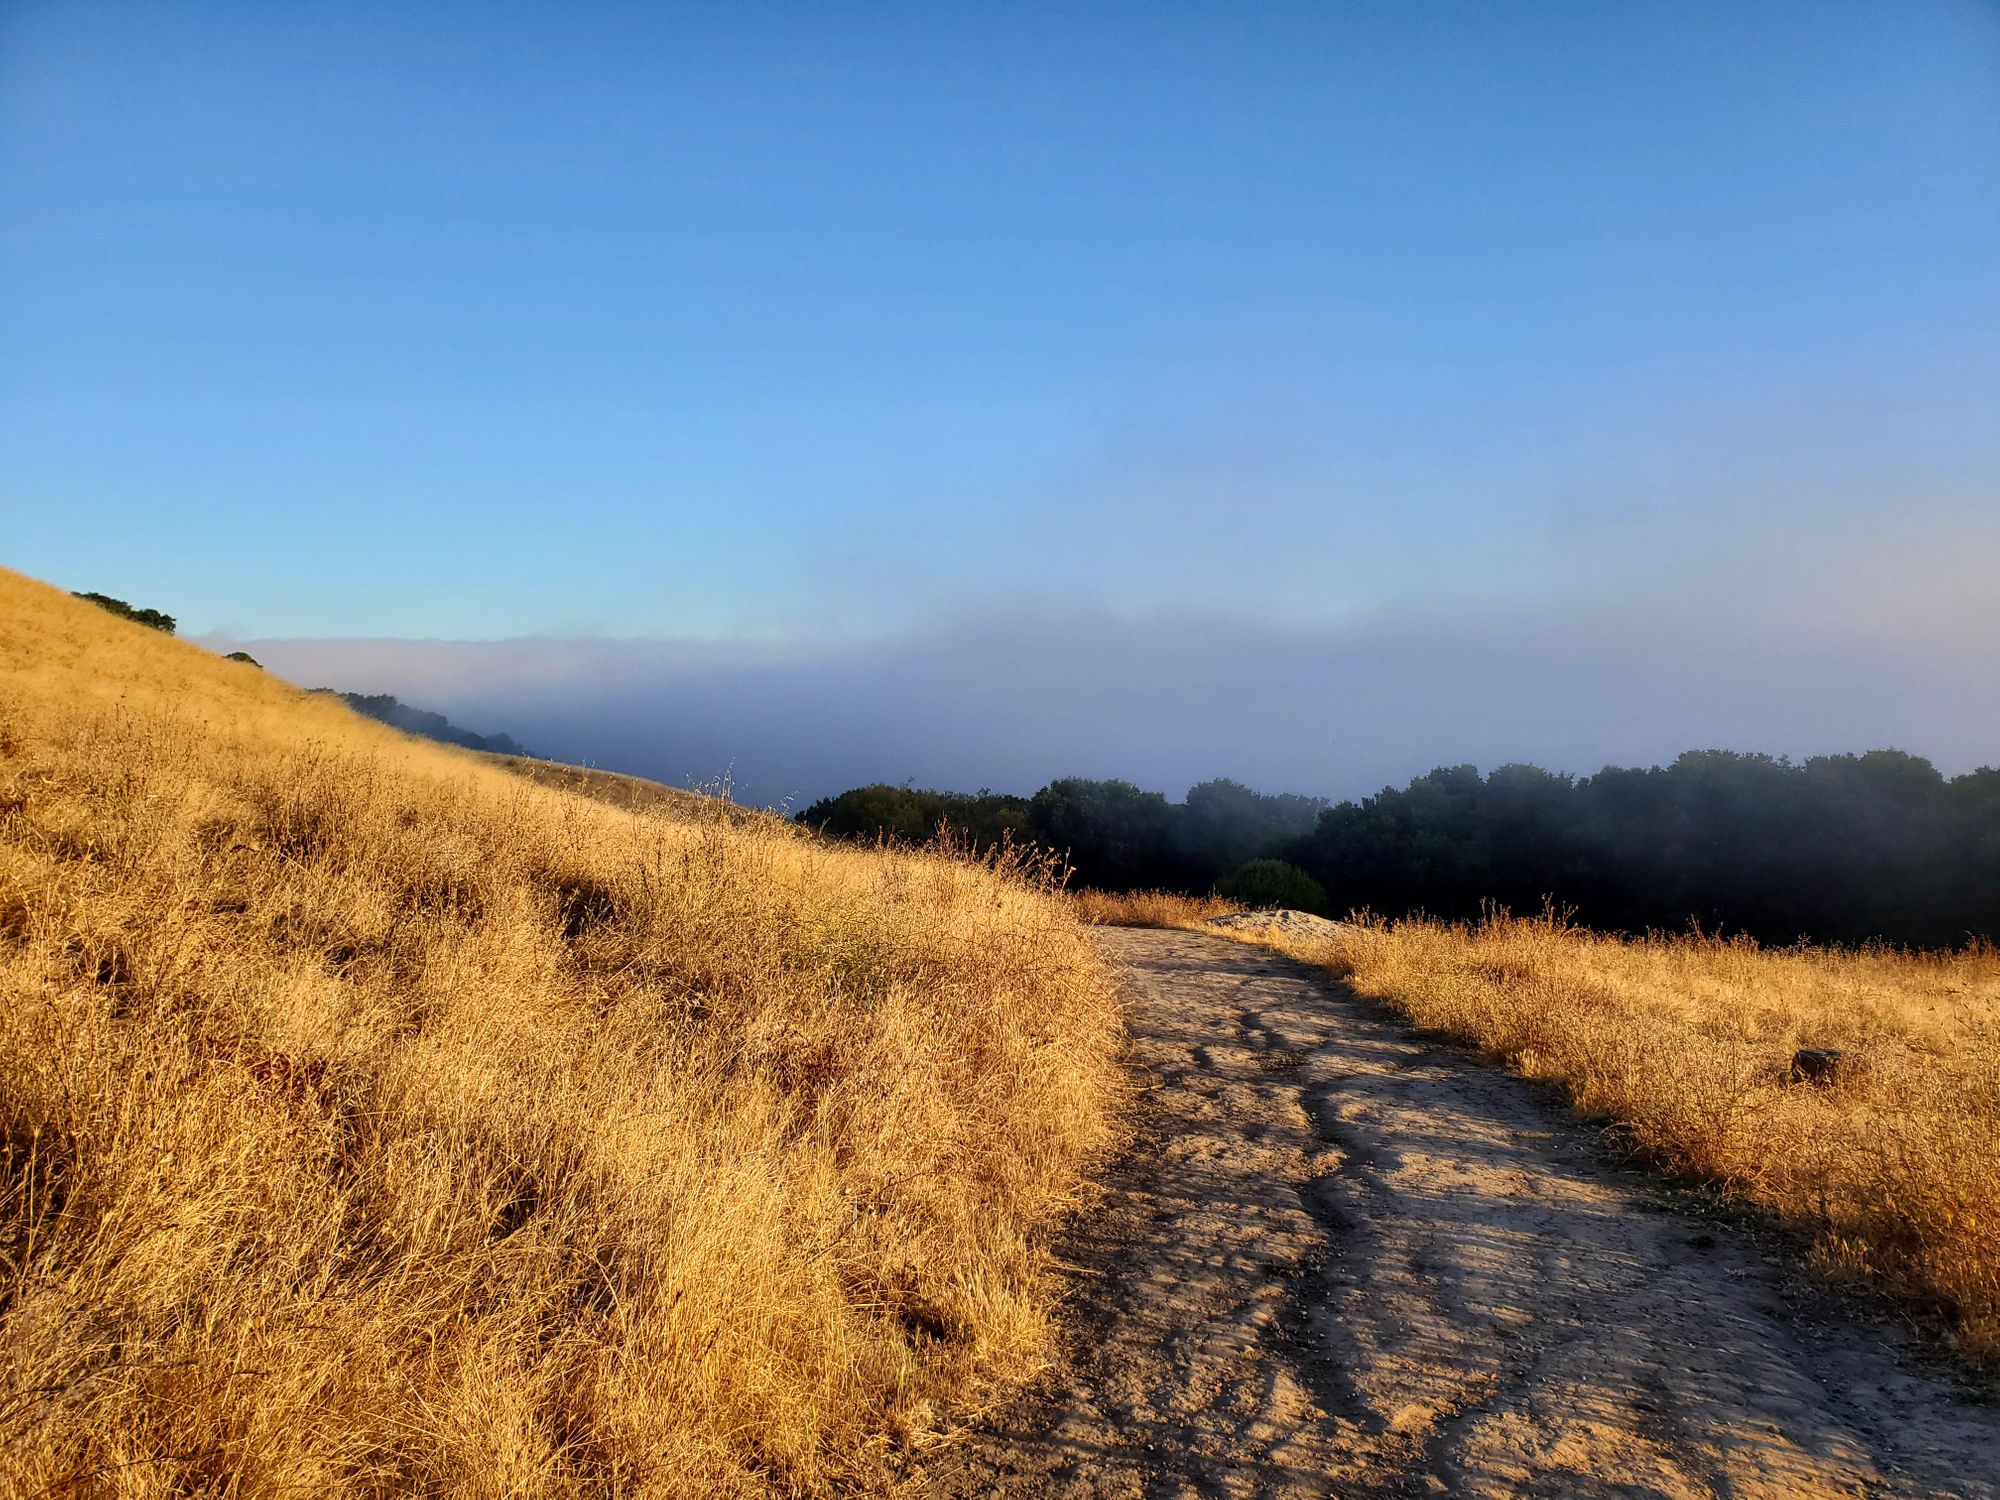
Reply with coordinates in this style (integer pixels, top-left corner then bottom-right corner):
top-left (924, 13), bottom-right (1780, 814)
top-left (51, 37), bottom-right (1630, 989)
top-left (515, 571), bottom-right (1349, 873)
top-left (214, 573), bottom-right (1999, 810)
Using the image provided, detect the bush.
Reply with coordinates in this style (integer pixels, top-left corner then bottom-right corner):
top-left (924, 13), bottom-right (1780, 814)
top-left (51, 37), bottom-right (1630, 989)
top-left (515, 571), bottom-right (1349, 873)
top-left (72, 591), bottom-right (175, 634)
top-left (1217, 858), bottom-right (1325, 912)
top-left (223, 650), bottom-right (260, 666)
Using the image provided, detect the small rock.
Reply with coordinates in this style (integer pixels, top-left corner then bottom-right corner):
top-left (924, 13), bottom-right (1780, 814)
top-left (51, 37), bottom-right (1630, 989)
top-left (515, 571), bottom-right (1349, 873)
top-left (1790, 1047), bottom-right (1845, 1085)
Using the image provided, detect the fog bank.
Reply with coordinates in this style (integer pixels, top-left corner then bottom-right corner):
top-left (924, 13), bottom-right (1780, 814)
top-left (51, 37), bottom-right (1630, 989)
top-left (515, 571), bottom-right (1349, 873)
top-left (212, 592), bottom-right (1998, 809)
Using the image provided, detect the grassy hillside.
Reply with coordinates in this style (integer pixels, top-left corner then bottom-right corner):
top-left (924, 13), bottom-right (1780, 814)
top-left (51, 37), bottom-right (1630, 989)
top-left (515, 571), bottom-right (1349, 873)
top-left (1155, 903), bottom-right (2000, 1360)
top-left (0, 568), bottom-right (1122, 1496)
top-left (479, 752), bottom-right (761, 826)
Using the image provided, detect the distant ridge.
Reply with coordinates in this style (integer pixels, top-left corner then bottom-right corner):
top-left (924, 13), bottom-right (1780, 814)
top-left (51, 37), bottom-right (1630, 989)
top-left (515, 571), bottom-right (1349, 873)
top-left (311, 689), bottom-right (531, 757)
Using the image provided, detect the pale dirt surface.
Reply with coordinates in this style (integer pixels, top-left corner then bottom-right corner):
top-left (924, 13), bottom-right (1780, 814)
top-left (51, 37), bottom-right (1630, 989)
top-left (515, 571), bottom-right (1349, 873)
top-left (1201, 912), bottom-right (1353, 943)
top-left (920, 928), bottom-right (2000, 1499)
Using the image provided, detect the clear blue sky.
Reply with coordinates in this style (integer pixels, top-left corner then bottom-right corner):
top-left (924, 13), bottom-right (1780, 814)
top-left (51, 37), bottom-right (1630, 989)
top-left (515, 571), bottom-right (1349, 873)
top-left (4, 2), bottom-right (1998, 799)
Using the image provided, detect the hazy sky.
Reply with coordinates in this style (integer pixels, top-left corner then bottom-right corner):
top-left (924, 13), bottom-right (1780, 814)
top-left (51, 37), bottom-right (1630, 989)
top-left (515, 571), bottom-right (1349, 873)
top-left (5, 2), bottom-right (1997, 802)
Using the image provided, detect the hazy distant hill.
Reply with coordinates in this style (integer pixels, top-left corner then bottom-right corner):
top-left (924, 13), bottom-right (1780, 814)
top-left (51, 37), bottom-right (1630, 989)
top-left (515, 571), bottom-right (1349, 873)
top-left (311, 689), bottom-right (532, 757)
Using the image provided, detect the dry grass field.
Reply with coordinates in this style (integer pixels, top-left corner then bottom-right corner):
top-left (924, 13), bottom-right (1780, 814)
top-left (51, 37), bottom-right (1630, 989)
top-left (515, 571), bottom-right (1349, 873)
top-left (1071, 888), bottom-right (1237, 929)
top-left (1190, 907), bottom-right (2000, 1360)
top-left (0, 568), bottom-right (1123, 1496)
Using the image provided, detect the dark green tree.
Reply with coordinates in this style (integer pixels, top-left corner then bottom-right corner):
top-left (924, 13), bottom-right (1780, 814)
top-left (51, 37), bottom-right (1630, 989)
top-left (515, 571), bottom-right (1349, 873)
top-left (73, 592), bottom-right (175, 633)
top-left (796, 784), bottom-right (1031, 850)
top-left (1217, 859), bottom-right (1326, 912)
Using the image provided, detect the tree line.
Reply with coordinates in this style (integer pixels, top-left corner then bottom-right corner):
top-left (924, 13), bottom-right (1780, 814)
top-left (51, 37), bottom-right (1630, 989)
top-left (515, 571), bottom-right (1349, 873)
top-left (798, 750), bottom-right (2000, 948)
top-left (798, 777), bottom-right (1325, 892)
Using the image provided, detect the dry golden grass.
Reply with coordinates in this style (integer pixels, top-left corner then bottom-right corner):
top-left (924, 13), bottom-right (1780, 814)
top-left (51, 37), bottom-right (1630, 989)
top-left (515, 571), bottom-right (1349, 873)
top-left (1215, 908), bottom-right (2000, 1359)
top-left (1071, 889), bottom-right (1237, 928)
top-left (476, 753), bottom-right (766, 828)
top-left (0, 568), bottom-right (1123, 1496)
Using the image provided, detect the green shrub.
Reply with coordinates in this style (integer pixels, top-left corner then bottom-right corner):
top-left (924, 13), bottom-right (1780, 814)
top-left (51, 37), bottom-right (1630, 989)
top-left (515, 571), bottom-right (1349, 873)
top-left (72, 591), bottom-right (175, 634)
top-left (1216, 858), bottom-right (1326, 912)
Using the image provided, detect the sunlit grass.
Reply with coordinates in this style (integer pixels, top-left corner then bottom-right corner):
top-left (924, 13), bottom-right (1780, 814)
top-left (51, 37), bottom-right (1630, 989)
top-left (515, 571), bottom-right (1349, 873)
top-left (1071, 888), bottom-right (1238, 928)
top-left (1206, 906), bottom-right (2000, 1359)
top-left (0, 567), bottom-right (1123, 1496)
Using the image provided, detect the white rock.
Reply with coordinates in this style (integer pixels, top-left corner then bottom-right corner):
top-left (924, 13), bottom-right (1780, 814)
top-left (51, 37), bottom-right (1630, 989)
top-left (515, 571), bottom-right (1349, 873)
top-left (1203, 909), bottom-right (1352, 943)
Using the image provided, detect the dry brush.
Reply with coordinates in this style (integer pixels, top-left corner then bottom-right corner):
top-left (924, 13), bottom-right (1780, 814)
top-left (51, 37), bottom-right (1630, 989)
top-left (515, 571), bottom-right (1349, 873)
top-left (0, 569), bottom-right (1123, 1496)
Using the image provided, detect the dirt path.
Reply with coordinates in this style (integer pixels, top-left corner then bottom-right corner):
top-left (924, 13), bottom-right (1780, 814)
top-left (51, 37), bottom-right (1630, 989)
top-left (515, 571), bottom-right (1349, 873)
top-left (926, 928), bottom-right (2000, 1499)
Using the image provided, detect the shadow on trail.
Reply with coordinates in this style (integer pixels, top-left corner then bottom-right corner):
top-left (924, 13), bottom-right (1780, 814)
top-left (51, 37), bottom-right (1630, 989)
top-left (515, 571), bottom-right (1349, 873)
top-left (924, 930), bottom-right (2000, 1500)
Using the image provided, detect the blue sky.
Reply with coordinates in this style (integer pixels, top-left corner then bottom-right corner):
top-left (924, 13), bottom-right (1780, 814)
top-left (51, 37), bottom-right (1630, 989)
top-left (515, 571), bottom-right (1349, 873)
top-left (4, 2), bottom-right (1998, 799)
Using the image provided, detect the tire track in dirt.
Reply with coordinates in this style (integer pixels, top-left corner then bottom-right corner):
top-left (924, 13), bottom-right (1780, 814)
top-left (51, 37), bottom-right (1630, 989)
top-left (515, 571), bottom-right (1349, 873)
top-left (924, 927), bottom-right (2000, 1499)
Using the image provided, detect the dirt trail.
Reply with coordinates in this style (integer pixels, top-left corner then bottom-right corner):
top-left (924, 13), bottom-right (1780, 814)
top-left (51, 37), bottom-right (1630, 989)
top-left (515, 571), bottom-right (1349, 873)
top-left (927, 928), bottom-right (2000, 1499)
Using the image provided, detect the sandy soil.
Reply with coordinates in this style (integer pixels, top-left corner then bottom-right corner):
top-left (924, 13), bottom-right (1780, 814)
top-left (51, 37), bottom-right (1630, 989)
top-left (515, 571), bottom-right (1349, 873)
top-left (923, 928), bottom-right (2000, 1499)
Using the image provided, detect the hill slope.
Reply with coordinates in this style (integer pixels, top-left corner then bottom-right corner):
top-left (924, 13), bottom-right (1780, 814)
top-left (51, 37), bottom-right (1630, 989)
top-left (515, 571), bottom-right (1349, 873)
top-left (479, 751), bottom-right (760, 825)
top-left (0, 567), bottom-right (1120, 1496)
top-left (313, 689), bottom-right (532, 757)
